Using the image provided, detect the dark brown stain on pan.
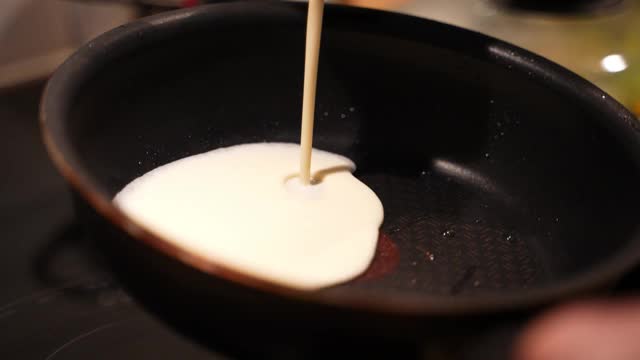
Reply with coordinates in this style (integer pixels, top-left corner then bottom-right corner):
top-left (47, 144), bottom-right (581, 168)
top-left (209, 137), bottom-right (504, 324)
top-left (358, 232), bottom-right (400, 281)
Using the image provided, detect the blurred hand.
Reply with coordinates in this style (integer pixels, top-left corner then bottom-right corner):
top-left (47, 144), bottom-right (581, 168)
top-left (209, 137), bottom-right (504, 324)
top-left (515, 299), bottom-right (640, 360)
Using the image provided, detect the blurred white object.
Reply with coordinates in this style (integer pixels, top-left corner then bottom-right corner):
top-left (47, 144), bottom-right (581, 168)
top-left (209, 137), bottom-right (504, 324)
top-left (0, 0), bottom-right (136, 89)
top-left (601, 54), bottom-right (628, 73)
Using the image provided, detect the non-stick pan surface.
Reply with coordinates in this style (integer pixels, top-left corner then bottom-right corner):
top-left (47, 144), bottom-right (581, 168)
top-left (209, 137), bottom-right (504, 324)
top-left (41, 1), bottom-right (640, 357)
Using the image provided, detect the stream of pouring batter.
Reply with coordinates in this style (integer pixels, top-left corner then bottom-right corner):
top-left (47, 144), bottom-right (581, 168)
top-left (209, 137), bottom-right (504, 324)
top-left (299, 0), bottom-right (324, 185)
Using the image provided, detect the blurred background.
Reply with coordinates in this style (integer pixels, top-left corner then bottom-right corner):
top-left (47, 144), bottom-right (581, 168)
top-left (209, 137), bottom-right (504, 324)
top-left (0, 0), bottom-right (135, 89)
top-left (1, 0), bottom-right (639, 115)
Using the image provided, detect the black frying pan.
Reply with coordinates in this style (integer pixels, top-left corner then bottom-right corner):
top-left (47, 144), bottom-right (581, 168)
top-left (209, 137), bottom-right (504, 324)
top-left (40, 2), bottom-right (640, 359)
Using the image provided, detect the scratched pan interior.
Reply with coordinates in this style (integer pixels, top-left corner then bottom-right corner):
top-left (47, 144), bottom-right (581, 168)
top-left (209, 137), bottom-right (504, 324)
top-left (42, 1), bottom-right (640, 344)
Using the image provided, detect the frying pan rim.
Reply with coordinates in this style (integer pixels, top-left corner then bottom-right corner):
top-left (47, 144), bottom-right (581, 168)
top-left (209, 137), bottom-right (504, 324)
top-left (40, 2), bottom-right (640, 316)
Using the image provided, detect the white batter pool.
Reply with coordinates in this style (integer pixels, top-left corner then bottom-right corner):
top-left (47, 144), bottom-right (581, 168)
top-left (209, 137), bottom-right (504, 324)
top-left (114, 143), bottom-right (384, 290)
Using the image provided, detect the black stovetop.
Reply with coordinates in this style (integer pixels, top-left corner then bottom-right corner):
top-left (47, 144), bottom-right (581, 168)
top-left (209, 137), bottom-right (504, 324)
top-left (1, 81), bottom-right (639, 360)
top-left (0, 81), bottom-right (226, 360)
